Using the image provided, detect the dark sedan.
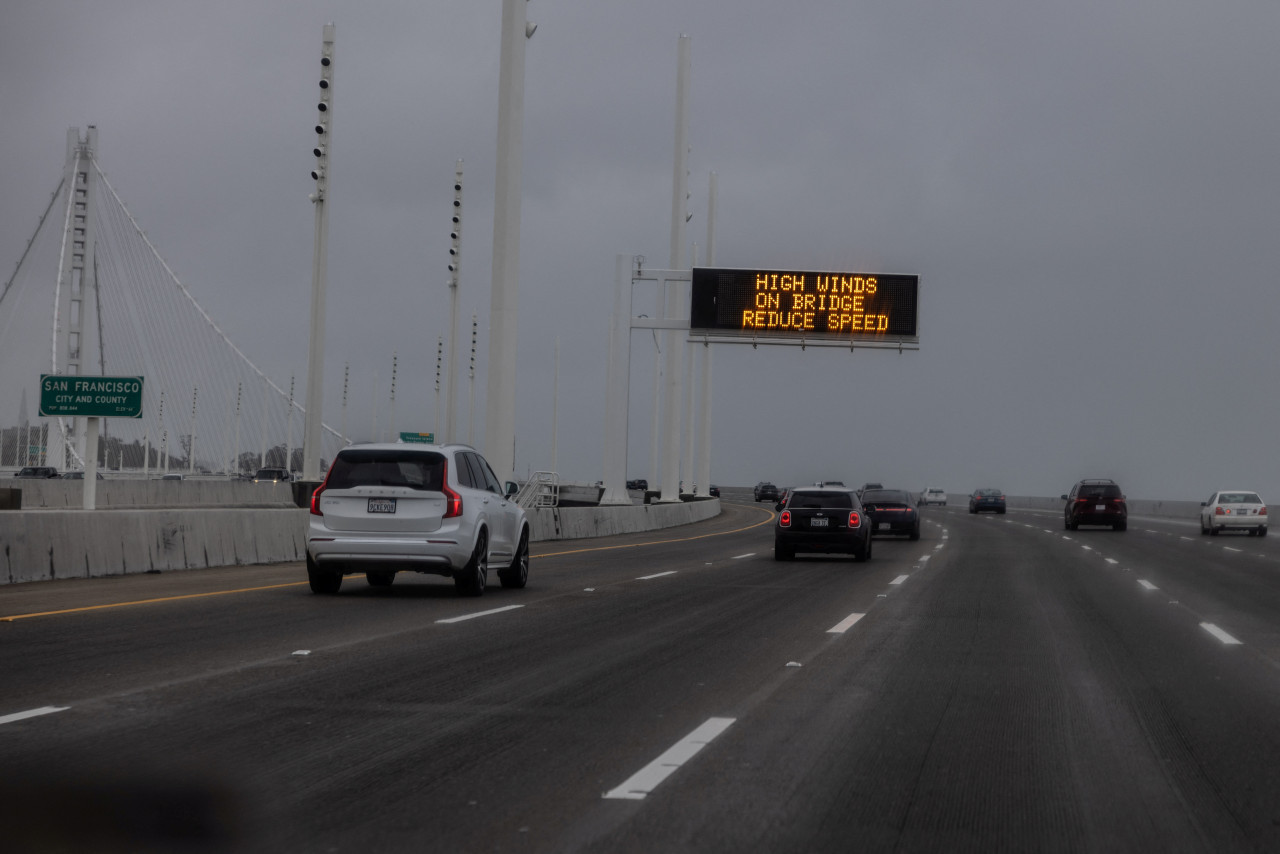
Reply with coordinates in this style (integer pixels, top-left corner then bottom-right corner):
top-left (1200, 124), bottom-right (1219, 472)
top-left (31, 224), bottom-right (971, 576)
top-left (775, 487), bottom-right (872, 562)
top-left (754, 481), bottom-right (779, 502)
top-left (860, 488), bottom-right (921, 540)
top-left (969, 488), bottom-right (1007, 514)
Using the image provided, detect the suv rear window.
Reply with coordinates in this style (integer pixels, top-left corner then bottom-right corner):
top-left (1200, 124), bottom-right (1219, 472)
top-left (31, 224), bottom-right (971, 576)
top-left (326, 450), bottom-right (444, 491)
top-left (1078, 484), bottom-right (1121, 500)
top-left (789, 491), bottom-right (853, 510)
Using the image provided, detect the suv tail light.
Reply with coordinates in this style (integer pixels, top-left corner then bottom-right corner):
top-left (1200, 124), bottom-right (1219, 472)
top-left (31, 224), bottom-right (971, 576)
top-left (779, 510), bottom-right (791, 527)
top-left (442, 460), bottom-right (463, 519)
top-left (848, 511), bottom-right (861, 528)
top-left (309, 468), bottom-right (333, 516)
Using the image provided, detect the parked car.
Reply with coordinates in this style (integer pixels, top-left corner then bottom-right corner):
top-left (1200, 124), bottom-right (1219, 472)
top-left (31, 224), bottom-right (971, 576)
top-left (60, 470), bottom-right (104, 480)
top-left (1200, 490), bottom-right (1268, 536)
top-left (254, 467), bottom-right (292, 483)
top-left (754, 481), bottom-right (779, 502)
top-left (14, 466), bottom-right (59, 478)
top-left (626, 478), bottom-right (648, 491)
top-left (969, 488), bottom-right (1006, 514)
top-left (306, 442), bottom-right (529, 596)
top-left (774, 486), bottom-right (872, 562)
top-left (159, 473), bottom-right (183, 481)
top-left (918, 487), bottom-right (947, 506)
top-left (860, 488), bottom-right (921, 540)
top-left (1062, 479), bottom-right (1127, 531)
top-left (708, 485), bottom-right (721, 497)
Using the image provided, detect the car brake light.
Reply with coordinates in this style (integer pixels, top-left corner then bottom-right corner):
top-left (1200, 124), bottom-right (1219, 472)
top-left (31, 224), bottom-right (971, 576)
top-left (1261, 507), bottom-right (1268, 516)
top-left (779, 510), bottom-right (791, 527)
top-left (309, 468), bottom-right (333, 516)
top-left (848, 511), bottom-right (861, 527)
top-left (1215, 506), bottom-right (1225, 515)
top-left (442, 460), bottom-right (463, 518)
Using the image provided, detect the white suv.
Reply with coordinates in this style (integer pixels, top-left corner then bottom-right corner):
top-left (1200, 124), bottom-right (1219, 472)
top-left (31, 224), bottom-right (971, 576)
top-left (306, 442), bottom-right (529, 596)
top-left (919, 487), bottom-right (947, 506)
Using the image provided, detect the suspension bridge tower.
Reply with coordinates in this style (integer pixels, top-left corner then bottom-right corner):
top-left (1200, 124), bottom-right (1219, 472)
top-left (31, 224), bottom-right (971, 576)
top-left (49, 126), bottom-right (104, 468)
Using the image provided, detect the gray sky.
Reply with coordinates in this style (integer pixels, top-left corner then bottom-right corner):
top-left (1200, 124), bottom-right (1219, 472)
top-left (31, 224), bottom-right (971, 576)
top-left (2, 0), bottom-right (1278, 500)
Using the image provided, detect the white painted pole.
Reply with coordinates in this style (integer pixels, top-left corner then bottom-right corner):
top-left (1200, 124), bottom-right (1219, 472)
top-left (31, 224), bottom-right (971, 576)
top-left (188, 386), bottom-right (197, 474)
top-left (682, 245), bottom-right (697, 494)
top-left (696, 171), bottom-right (716, 497)
top-left (485, 0), bottom-right (532, 479)
top-left (303, 23), bottom-right (335, 482)
top-left (434, 337), bottom-right (442, 441)
top-left (649, 305), bottom-right (661, 488)
top-left (389, 353), bottom-right (398, 442)
top-left (446, 160), bottom-right (463, 444)
top-left (370, 371), bottom-right (379, 443)
top-left (232, 382), bottom-right (242, 477)
top-left (83, 416), bottom-right (99, 510)
top-left (551, 336), bottom-right (560, 473)
top-left (259, 381), bottom-right (268, 469)
top-left (468, 314), bottom-right (477, 445)
top-left (285, 376), bottom-right (295, 473)
top-left (601, 255), bottom-right (633, 505)
top-left (660, 34), bottom-right (691, 503)
top-left (339, 362), bottom-right (349, 446)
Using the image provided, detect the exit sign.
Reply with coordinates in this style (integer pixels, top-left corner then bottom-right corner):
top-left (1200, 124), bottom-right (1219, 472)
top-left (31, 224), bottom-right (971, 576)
top-left (40, 375), bottom-right (144, 418)
top-left (399, 432), bottom-right (434, 444)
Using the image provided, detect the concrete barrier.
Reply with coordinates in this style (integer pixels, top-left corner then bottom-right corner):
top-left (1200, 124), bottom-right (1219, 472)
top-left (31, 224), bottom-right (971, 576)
top-left (0, 498), bottom-right (722, 585)
top-left (5, 478), bottom-right (299, 509)
top-left (1, 508), bottom-right (307, 585)
top-left (527, 498), bottom-right (720, 541)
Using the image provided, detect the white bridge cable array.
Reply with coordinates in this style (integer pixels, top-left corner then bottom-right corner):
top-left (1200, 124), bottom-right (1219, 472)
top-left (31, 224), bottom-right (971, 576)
top-left (0, 157), bottom-right (349, 474)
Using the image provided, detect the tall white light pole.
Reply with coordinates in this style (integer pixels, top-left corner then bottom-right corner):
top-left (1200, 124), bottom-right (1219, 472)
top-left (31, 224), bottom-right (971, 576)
top-left (302, 23), bottom-right (335, 481)
top-left (696, 171), bottom-right (717, 497)
top-left (551, 336), bottom-right (559, 474)
top-left (485, 0), bottom-right (535, 479)
top-left (660, 34), bottom-right (691, 503)
top-left (445, 160), bottom-right (463, 443)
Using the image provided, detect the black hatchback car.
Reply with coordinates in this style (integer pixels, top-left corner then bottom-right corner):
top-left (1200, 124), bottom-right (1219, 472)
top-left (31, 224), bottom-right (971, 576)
top-left (1062, 479), bottom-right (1127, 531)
top-left (860, 488), bottom-right (921, 540)
top-left (775, 487), bottom-right (872, 562)
top-left (969, 488), bottom-right (1006, 514)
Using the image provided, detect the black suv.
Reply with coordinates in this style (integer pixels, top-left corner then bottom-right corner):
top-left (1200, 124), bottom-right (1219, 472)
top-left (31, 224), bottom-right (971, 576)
top-left (15, 466), bottom-right (59, 478)
top-left (1062, 479), bottom-right (1127, 531)
top-left (754, 481), bottom-right (779, 502)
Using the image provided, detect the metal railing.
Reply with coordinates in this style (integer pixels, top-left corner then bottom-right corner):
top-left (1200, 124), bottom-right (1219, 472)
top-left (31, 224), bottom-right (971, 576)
top-left (515, 471), bottom-right (559, 509)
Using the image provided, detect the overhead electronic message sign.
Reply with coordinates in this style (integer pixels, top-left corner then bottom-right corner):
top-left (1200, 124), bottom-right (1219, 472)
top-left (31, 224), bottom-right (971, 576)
top-left (690, 267), bottom-right (918, 343)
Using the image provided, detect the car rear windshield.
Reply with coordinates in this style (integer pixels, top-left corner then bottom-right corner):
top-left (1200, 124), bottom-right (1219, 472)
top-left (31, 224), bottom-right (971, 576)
top-left (978, 489), bottom-right (1003, 497)
top-left (862, 490), bottom-right (908, 504)
top-left (789, 491), bottom-right (853, 510)
top-left (326, 449), bottom-right (445, 491)
top-left (1220, 492), bottom-right (1262, 504)
top-left (1078, 484), bottom-right (1122, 499)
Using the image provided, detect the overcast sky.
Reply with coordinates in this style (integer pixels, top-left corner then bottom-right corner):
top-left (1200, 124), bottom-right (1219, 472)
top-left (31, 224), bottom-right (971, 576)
top-left (2, 1), bottom-right (1279, 500)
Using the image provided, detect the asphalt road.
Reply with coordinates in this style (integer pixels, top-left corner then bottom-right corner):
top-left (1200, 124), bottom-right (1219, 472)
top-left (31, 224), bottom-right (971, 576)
top-left (3, 502), bottom-right (1280, 852)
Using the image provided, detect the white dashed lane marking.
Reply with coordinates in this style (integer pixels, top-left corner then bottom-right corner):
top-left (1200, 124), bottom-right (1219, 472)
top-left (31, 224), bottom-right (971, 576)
top-left (890, 575), bottom-right (909, 585)
top-left (603, 717), bottom-right (736, 800)
top-left (827, 613), bottom-right (866, 634)
top-left (0, 706), bottom-right (69, 726)
top-left (437, 605), bottom-right (525, 624)
top-left (1201, 623), bottom-right (1243, 645)
top-left (636, 571), bottom-right (678, 581)
top-left (1138, 580), bottom-right (1158, 591)
top-left (732, 553), bottom-right (755, 560)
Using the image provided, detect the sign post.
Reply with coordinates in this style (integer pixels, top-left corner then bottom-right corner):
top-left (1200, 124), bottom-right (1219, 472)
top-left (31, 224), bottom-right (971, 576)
top-left (39, 375), bottom-right (144, 510)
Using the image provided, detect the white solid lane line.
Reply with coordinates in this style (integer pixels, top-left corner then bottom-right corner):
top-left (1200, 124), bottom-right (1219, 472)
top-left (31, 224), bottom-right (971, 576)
top-left (828, 612), bottom-right (866, 634)
top-left (1105, 558), bottom-right (1119, 565)
top-left (890, 575), bottom-right (909, 586)
top-left (732, 553), bottom-right (755, 560)
top-left (1201, 623), bottom-right (1243, 645)
top-left (436, 605), bottom-right (525, 624)
top-left (1138, 580), bottom-right (1158, 591)
top-left (0, 706), bottom-right (70, 726)
top-left (1224, 547), bottom-right (1242, 553)
top-left (637, 571), bottom-right (678, 580)
top-left (603, 717), bottom-right (736, 800)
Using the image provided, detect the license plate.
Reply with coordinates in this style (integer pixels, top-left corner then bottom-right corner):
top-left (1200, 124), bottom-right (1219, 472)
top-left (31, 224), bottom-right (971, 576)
top-left (809, 517), bottom-right (828, 528)
top-left (368, 498), bottom-right (397, 514)
top-left (1095, 504), bottom-right (1106, 511)
top-left (878, 522), bottom-right (890, 530)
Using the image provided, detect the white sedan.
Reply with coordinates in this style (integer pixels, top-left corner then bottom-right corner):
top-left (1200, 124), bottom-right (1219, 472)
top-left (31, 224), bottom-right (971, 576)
top-left (918, 487), bottom-right (947, 506)
top-left (1200, 490), bottom-right (1268, 536)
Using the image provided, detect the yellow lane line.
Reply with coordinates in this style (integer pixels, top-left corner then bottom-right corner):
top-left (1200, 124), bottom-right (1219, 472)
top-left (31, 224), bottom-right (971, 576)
top-left (1, 581), bottom-right (308, 622)
top-left (2, 505), bottom-right (776, 621)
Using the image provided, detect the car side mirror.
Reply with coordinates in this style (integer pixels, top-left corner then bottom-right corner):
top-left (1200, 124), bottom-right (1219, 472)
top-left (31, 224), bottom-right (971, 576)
top-left (505, 481), bottom-right (519, 497)
top-left (1200, 501), bottom-right (1206, 507)
top-left (775, 502), bottom-right (784, 512)
top-left (1060, 494), bottom-right (1068, 500)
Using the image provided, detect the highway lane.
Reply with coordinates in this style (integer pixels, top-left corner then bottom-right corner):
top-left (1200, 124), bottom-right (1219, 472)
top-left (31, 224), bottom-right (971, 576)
top-left (3, 500), bottom-right (1280, 852)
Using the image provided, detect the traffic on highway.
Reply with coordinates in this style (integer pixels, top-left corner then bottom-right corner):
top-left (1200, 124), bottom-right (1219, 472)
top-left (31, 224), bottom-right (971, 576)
top-left (4, 489), bottom-right (1280, 852)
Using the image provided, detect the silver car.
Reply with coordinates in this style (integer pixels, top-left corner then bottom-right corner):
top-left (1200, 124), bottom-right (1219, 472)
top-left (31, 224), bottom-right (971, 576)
top-left (306, 442), bottom-right (530, 596)
top-left (1200, 490), bottom-right (1268, 536)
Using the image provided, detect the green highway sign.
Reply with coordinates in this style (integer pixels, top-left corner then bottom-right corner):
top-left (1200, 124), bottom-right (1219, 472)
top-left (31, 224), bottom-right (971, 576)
top-left (399, 431), bottom-right (434, 444)
top-left (39, 375), bottom-right (144, 418)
